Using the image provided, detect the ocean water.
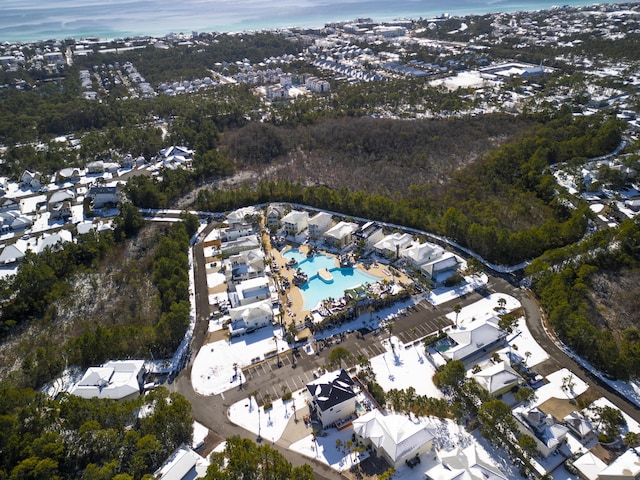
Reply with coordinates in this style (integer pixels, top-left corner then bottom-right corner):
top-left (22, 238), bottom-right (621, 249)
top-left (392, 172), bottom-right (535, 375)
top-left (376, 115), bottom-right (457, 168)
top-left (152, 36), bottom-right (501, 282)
top-left (0, 0), bottom-right (624, 43)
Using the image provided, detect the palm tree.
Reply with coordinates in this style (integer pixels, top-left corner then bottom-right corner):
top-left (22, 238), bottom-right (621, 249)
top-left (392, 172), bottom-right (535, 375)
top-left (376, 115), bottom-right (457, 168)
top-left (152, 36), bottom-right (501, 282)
top-left (453, 303), bottom-right (462, 328)
top-left (273, 335), bottom-right (281, 367)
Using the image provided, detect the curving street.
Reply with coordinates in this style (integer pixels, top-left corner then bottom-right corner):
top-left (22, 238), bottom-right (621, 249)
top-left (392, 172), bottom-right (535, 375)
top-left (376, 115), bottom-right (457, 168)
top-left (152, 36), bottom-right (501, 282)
top-left (172, 225), bottom-right (640, 479)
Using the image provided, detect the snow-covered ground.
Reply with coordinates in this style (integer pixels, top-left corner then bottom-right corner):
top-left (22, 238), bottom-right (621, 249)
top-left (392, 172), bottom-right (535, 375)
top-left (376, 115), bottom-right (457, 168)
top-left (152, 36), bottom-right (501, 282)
top-left (371, 335), bottom-right (442, 398)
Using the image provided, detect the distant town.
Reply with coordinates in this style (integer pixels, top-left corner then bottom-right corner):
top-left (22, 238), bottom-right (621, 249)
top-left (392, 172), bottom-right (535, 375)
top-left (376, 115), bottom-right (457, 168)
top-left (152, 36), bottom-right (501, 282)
top-left (1, 2), bottom-right (640, 480)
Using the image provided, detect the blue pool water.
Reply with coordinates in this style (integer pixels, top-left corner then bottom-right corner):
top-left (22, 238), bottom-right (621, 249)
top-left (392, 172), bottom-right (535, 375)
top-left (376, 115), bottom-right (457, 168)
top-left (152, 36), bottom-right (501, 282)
top-left (283, 249), bottom-right (378, 311)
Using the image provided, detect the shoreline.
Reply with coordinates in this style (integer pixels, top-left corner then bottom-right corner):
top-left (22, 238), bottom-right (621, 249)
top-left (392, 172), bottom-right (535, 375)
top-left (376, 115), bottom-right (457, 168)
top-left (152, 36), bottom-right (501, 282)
top-left (0, 1), bottom-right (617, 44)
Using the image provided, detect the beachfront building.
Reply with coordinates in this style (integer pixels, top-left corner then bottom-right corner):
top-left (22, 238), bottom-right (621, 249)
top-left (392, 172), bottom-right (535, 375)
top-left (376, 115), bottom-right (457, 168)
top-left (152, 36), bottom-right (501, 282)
top-left (281, 210), bottom-right (309, 236)
top-left (308, 211), bottom-right (333, 239)
top-left (228, 299), bottom-right (273, 337)
top-left (323, 221), bottom-right (358, 249)
top-left (352, 410), bottom-right (434, 468)
top-left (306, 369), bottom-right (357, 429)
top-left (373, 232), bottom-right (413, 259)
top-left (513, 406), bottom-right (569, 458)
top-left (69, 360), bottom-right (145, 401)
top-left (442, 317), bottom-right (507, 363)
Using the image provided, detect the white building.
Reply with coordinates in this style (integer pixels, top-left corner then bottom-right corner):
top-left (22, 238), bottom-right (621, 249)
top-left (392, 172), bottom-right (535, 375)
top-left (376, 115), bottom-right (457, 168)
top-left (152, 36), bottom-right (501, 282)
top-left (323, 221), bottom-right (358, 249)
top-left (513, 406), bottom-right (568, 458)
top-left (306, 369), bottom-right (357, 428)
top-left (308, 212), bottom-right (333, 239)
top-left (473, 361), bottom-right (522, 397)
top-left (228, 299), bottom-right (273, 337)
top-left (281, 210), bottom-right (309, 236)
top-left (598, 448), bottom-right (640, 480)
top-left (354, 222), bottom-right (384, 252)
top-left (232, 277), bottom-right (271, 307)
top-left (154, 445), bottom-right (209, 480)
top-left (401, 241), bottom-right (444, 267)
top-left (225, 249), bottom-right (265, 285)
top-left (88, 186), bottom-right (120, 208)
top-left (373, 232), bottom-right (413, 258)
top-left (425, 444), bottom-right (508, 480)
top-left (353, 409), bottom-right (434, 468)
top-left (420, 252), bottom-right (460, 286)
top-left (442, 317), bottom-right (507, 363)
top-left (69, 360), bottom-right (145, 400)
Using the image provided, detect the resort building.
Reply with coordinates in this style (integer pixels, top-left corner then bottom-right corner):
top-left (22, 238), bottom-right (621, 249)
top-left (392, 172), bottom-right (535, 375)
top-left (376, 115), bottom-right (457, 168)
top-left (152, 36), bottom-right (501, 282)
top-left (220, 234), bottom-right (261, 258)
top-left (373, 232), bottom-right (413, 258)
top-left (306, 369), bottom-right (357, 428)
top-left (266, 204), bottom-right (285, 229)
top-left (281, 210), bottom-right (309, 236)
top-left (323, 221), bottom-right (358, 249)
top-left (308, 211), bottom-right (333, 239)
top-left (400, 241), bottom-right (444, 268)
top-left (220, 222), bottom-right (255, 242)
top-left (354, 221), bottom-right (384, 252)
top-left (352, 410), bottom-right (434, 468)
top-left (420, 252), bottom-right (460, 286)
top-left (69, 360), bottom-right (145, 401)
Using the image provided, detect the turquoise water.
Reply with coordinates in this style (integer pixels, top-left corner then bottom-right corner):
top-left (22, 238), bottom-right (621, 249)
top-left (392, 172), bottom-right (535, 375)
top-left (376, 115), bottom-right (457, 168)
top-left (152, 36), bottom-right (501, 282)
top-left (283, 249), bottom-right (378, 311)
top-left (0, 0), bottom-right (620, 43)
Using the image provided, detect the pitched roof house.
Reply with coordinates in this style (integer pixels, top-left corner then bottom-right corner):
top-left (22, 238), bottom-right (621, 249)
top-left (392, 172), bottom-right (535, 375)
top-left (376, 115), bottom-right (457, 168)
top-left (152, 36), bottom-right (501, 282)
top-left (442, 317), bottom-right (507, 363)
top-left (473, 361), bottom-right (522, 396)
top-left (308, 211), bottom-right (333, 239)
top-left (513, 406), bottom-right (568, 458)
top-left (228, 299), bottom-right (273, 337)
top-left (353, 410), bottom-right (434, 468)
top-left (425, 444), bottom-right (508, 480)
top-left (323, 221), bottom-right (358, 249)
top-left (306, 369), bottom-right (357, 428)
top-left (69, 360), bottom-right (145, 400)
top-left (281, 210), bottom-right (309, 236)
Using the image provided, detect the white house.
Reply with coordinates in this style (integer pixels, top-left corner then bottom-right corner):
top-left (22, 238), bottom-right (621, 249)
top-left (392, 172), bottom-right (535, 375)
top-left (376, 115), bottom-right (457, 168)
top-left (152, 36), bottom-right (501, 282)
top-left (68, 360), bottom-right (145, 400)
top-left (323, 221), bottom-right (358, 249)
top-left (573, 451), bottom-right (606, 480)
top-left (352, 409), bottom-right (434, 468)
top-left (225, 249), bottom-right (265, 284)
top-left (598, 448), bottom-right (640, 480)
top-left (420, 252), bottom-right (460, 285)
top-left (281, 210), bottom-right (309, 236)
top-left (308, 212), bottom-right (333, 239)
top-left (88, 186), bottom-right (120, 208)
top-left (373, 232), bottom-right (413, 258)
top-left (473, 361), bottom-right (522, 397)
top-left (228, 299), bottom-right (273, 337)
top-left (20, 170), bottom-right (43, 190)
top-left (0, 244), bottom-right (25, 264)
top-left (425, 444), bottom-right (508, 480)
top-left (232, 276), bottom-right (271, 307)
top-left (442, 317), bottom-right (507, 363)
top-left (153, 445), bottom-right (209, 480)
top-left (401, 241), bottom-right (444, 268)
top-left (306, 369), bottom-right (357, 428)
top-left (266, 204), bottom-right (285, 229)
top-left (226, 206), bottom-right (259, 225)
top-left (513, 406), bottom-right (568, 458)
top-left (220, 234), bottom-right (260, 258)
top-left (563, 411), bottom-right (596, 443)
top-left (220, 222), bottom-right (255, 242)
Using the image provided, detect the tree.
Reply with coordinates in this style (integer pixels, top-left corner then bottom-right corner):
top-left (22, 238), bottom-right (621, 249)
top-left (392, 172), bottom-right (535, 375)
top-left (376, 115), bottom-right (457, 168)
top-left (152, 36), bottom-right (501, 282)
top-left (514, 387), bottom-right (536, 405)
top-left (453, 303), bottom-right (462, 328)
top-left (433, 360), bottom-right (466, 389)
top-left (328, 346), bottom-right (351, 369)
top-left (518, 434), bottom-right (539, 459)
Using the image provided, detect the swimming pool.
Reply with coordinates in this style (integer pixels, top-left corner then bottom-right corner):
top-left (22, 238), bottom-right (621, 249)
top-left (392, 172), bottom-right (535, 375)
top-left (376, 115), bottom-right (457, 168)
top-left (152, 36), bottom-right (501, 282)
top-left (282, 249), bottom-right (378, 311)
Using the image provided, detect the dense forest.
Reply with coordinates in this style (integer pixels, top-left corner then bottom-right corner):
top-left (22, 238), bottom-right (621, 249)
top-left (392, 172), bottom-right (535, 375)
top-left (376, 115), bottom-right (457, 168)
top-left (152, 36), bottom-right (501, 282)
top-left (527, 217), bottom-right (640, 380)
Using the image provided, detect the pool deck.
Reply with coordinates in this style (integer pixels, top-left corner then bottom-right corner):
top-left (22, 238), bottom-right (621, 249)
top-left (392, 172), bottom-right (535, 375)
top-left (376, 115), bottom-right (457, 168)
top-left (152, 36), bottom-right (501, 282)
top-left (317, 268), bottom-right (333, 281)
top-left (268, 240), bottom-right (409, 334)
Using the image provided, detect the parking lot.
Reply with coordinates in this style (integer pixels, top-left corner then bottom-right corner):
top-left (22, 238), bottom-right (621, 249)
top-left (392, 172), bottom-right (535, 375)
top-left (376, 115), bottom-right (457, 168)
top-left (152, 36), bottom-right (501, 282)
top-left (240, 300), bottom-right (452, 406)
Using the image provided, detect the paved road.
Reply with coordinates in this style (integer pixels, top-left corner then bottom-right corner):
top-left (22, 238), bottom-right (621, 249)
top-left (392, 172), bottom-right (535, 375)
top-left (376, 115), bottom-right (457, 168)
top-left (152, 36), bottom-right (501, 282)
top-left (175, 228), bottom-right (640, 479)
